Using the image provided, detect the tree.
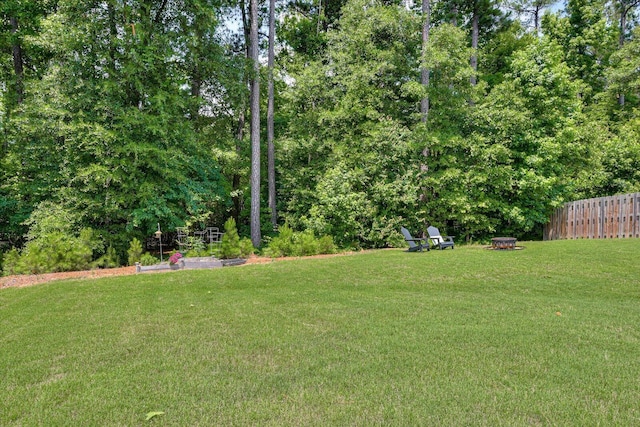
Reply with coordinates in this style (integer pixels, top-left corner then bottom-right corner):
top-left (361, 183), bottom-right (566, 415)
top-left (612, 0), bottom-right (640, 105)
top-left (267, 0), bottom-right (278, 228)
top-left (1, 0), bottom-right (228, 254)
top-left (421, 0), bottom-right (431, 123)
top-left (466, 39), bottom-right (587, 237)
top-left (249, 0), bottom-right (262, 247)
top-left (607, 26), bottom-right (640, 109)
top-left (507, 0), bottom-right (556, 33)
top-left (543, 0), bottom-right (617, 100)
top-left (279, 0), bottom-right (423, 247)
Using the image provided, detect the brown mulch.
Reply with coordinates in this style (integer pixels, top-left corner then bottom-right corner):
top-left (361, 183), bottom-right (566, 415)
top-left (0, 252), bottom-right (359, 290)
top-left (0, 266), bottom-right (138, 290)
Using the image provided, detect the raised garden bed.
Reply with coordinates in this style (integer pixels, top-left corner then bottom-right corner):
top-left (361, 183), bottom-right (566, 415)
top-left (136, 256), bottom-right (245, 273)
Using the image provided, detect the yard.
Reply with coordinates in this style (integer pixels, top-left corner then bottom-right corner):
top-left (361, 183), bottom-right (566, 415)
top-left (1, 239), bottom-right (639, 425)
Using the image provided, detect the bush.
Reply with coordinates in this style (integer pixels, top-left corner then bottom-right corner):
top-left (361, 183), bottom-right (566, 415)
top-left (239, 238), bottom-right (255, 257)
top-left (292, 230), bottom-right (318, 256)
top-left (13, 229), bottom-right (97, 274)
top-left (127, 238), bottom-right (144, 266)
top-left (220, 218), bottom-right (242, 259)
top-left (139, 253), bottom-right (159, 266)
top-left (263, 224), bottom-right (295, 258)
top-left (2, 248), bottom-right (22, 276)
top-left (317, 235), bottom-right (336, 254)
top-left (4, 204), bottom-right (104, 275)
top-left (264, 225), bottom-right (336, 258)
top-left (93, 246), bottom-right (120, 269)
top-left (185, 248), bottom-right (209, 257)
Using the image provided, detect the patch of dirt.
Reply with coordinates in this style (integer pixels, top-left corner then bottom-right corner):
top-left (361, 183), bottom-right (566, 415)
top-left (0, 252), bottom-right (360, 289)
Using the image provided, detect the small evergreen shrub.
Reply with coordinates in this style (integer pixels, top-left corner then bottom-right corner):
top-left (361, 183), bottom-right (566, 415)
top-left (185, 248), bottom-right (209, 257)
top-left (4, 204), bottom-right (103, 274)
top-left (93, 246), bottom-right (120, 269)
top-left (239, 238), bottom-right (255, 257)
top-left (293, 230), bottom-right (318, 256)
top-left (2, 248), bottom-right (21, 276)
top-left (208, 243), bottom-right (222, 258)
top-left (11, 229), bottom-right (97, 274)
top-left (127, 238), bottom-right (144, 266)
top-left (264, 224), bottom-right (295, 257)
top-left (220, 218), bottom-right (242, 259)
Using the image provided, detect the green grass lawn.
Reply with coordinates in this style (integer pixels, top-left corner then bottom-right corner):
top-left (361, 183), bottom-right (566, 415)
top-left (2, 239), bottom-right (640, 426)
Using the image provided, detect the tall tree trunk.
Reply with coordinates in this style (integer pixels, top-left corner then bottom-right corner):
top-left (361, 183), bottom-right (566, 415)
top-left (420, 0), bottom-right (431, 123)
top-left (249, 0), bottom-right (262, 247)
top-left (233, 111), bottom-right (246, 224)
top-left (470, 4), bottom-right (478, 87)
top-left (10, 17), bottom-right (24, 105)
top-left (231, 0), bottom-right (251, 225)
top-left (267, 0), bottom-right (277, 228)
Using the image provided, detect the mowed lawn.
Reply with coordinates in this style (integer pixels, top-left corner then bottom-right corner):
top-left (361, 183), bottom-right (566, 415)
top-left (1, 239), bottom-right (639, 426)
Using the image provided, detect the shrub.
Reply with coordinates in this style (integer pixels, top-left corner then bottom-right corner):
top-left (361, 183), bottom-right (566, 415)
top-left (93, 246), bottom-right (120, 269)
top-left (220, 218), bottom-right (242, 259)
top-left (2, 248), bottom-right (22, 276)
top-left (185, 248), bottom-right (208, 257)
top-left (292, 230), bottom-right (319, 256)
top-left (239, 238), bottom-right (255, 257)
top-left (264, 225), bottom-right (337, 258)
top-left (264, 224), bottom-right (295, 257)
top-left (185, 236), bottom-right (206, 255)
top-left (127, 238), bottom-right (144, 266)
top-left (317, 235), bottom-right (336, 254)
top-left (139, 253), bottom-right (159, 266)
top-left (169, 252), bottom-right (183, 265)
top-left (5, 204), bottom-right (103, 274)
top-left (14, 229), bottom-right (97, 274)
top-left (208, 243), bottom-right (222, 258)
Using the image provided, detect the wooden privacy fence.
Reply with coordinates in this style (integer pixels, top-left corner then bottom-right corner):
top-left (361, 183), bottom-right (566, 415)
top-left (544, 193), bottom-right (640, 240)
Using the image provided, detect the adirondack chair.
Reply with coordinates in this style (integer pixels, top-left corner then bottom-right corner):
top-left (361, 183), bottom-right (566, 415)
top-left (427, 226), bottom-right (455, 250)
top-left (401, 227), bottom-right (430, 252)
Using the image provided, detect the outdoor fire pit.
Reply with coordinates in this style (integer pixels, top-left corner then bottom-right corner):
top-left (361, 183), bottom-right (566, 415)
top-left (491, 237), bottom-right (517, 250)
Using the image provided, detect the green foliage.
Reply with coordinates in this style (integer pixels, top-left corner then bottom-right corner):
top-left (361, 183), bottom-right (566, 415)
top-left (2, 0), bottom-right (640, 252)
top-left (263, 224), bottom-right (336, 257)
top-left (1, 248), bottom-right (21, 276)
top-left (263, 224), bottom-right (295, 257)
top-left (280, 2), bottom-right (425, 246)
top-left (605, 27), bottom-right (640, 112)
top-left (139, 253), bottom-right (159, 266)
top-left (239, 238), bottom-right (255, 258)
top-left (185, 248), bottom-right (209, 258)
top-left (421, 38), bottom-right (592, 239)
top-left (92, 246), bottom-right (120, 269)
top-left (4, 204), bottom-right (103, 274)
top-left (1, 0), bottom-right (229, 256)
top-left (220, 218), bottom-right (242, 259)
top-left (316, 235), bottom-right (336, 255)
top-left (127, 238), bottom-right (143, 266)
top-left (10, 229), bottom-right (96, 274)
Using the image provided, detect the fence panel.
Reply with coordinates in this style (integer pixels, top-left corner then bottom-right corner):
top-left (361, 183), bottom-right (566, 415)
top-left (544, 193), bottom-right (640, 240)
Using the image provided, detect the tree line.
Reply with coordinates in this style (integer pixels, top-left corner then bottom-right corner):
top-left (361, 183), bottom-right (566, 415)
top-left (1, 0), bottom-right (639, 258)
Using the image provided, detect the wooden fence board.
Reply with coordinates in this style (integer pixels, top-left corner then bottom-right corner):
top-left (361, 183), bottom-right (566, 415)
top-left (544, 192), bottom-right (640, 240)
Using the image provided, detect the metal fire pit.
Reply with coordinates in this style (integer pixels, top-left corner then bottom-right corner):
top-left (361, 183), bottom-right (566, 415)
top-left (491, 237), bottom-right (517, 250)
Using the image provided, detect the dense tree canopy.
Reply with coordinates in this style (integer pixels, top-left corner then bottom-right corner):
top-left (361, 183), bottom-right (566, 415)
top-left (1, 0), bottom-right (640, 259)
